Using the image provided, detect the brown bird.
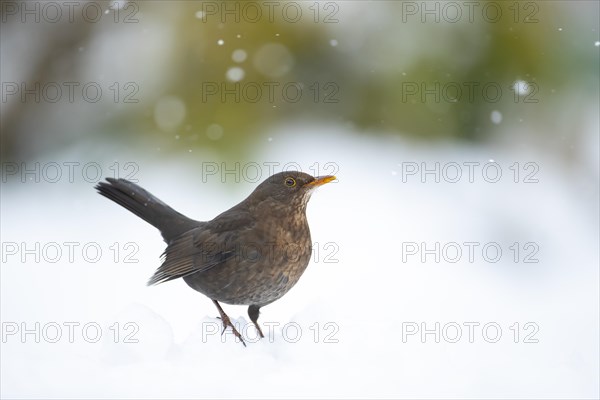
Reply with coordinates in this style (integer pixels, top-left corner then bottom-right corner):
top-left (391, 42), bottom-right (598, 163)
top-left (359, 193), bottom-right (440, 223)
top-left (95, 171), bottom-right (335, 346)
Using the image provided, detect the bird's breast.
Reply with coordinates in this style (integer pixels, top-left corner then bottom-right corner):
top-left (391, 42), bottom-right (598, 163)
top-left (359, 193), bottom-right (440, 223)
top-left (183, 213), bottom-right (314, 306)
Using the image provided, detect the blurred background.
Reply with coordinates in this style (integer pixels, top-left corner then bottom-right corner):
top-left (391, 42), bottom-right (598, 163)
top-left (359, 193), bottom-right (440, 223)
top-left (2, 1), bottom-right (598, 162)
top-left (1, 1), bottom-right (599, 399)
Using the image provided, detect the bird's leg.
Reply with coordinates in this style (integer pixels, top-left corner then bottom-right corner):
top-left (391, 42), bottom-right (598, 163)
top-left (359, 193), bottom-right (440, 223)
top-left (248, 305), bottom-right (265, 338)
top-left (212, 300), bottom-right (246, 347)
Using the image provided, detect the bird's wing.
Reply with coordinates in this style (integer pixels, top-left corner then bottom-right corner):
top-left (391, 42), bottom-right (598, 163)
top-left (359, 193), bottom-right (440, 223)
top-left (146, 209), bottom-right (255, 286)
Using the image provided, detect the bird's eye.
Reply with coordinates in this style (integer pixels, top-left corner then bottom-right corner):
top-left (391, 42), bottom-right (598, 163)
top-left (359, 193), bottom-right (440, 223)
top-left (284, 177), bottom-right (296, 187)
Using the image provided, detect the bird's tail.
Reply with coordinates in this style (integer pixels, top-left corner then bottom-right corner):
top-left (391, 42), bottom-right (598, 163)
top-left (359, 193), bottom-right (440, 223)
top-left (95, 178), bottom-right (199, 242)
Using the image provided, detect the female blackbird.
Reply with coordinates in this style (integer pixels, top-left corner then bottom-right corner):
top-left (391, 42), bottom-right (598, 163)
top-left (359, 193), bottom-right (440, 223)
top-left (95, 171), bottom-right (335, 346)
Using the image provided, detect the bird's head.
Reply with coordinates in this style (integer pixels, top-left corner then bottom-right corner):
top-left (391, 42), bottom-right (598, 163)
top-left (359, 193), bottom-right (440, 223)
top-left (248, 171), bottom-right (336, 211)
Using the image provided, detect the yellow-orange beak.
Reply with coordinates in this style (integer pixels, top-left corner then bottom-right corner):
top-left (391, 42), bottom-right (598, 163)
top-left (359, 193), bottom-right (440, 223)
top-left (305, 175), bottom-right (337, 187)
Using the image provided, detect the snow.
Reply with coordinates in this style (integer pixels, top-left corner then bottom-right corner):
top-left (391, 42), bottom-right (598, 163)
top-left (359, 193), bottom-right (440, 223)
top-left (252, 43), bottom-right (294, 78)
top-left (232, 49), bottom-right (248, 63)
top-left (513, 80), bottom-right (531, 96)
top-left (490, 110), bottom-right (503, 124)
top-left (225, 67), bottom-right (245, 82)
top-left (153, 96), bottom-right (186, 133)
top-left (206, 124), bottom-right (224, 141)
top-left (1, 127), bottom-right (598, 398)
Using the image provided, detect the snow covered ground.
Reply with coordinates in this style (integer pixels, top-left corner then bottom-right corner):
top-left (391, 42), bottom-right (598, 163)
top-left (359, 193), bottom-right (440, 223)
top-left (1, 126), bottom-right (598, 398)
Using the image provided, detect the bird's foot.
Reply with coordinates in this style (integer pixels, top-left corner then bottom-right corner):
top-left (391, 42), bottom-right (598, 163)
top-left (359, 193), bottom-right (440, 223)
top-left (247, 305), bottom-right (265, 339)
top-left (252, 321), bottom-right (265, 339)
top-left (213, 300), bottom-right (246, 347)
top-left (216, 315), bottom-right (246, 347)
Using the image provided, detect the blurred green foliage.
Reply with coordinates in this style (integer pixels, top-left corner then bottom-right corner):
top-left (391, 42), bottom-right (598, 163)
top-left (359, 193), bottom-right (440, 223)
top-left (1, 0), bottom-right (599, 160)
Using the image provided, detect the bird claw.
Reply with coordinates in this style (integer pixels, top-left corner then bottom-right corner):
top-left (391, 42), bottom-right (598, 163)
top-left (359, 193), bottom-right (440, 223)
top-left (253, 323), bottom-right (265, 339)
top-left (215, 310), bottom-right (246, 347)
